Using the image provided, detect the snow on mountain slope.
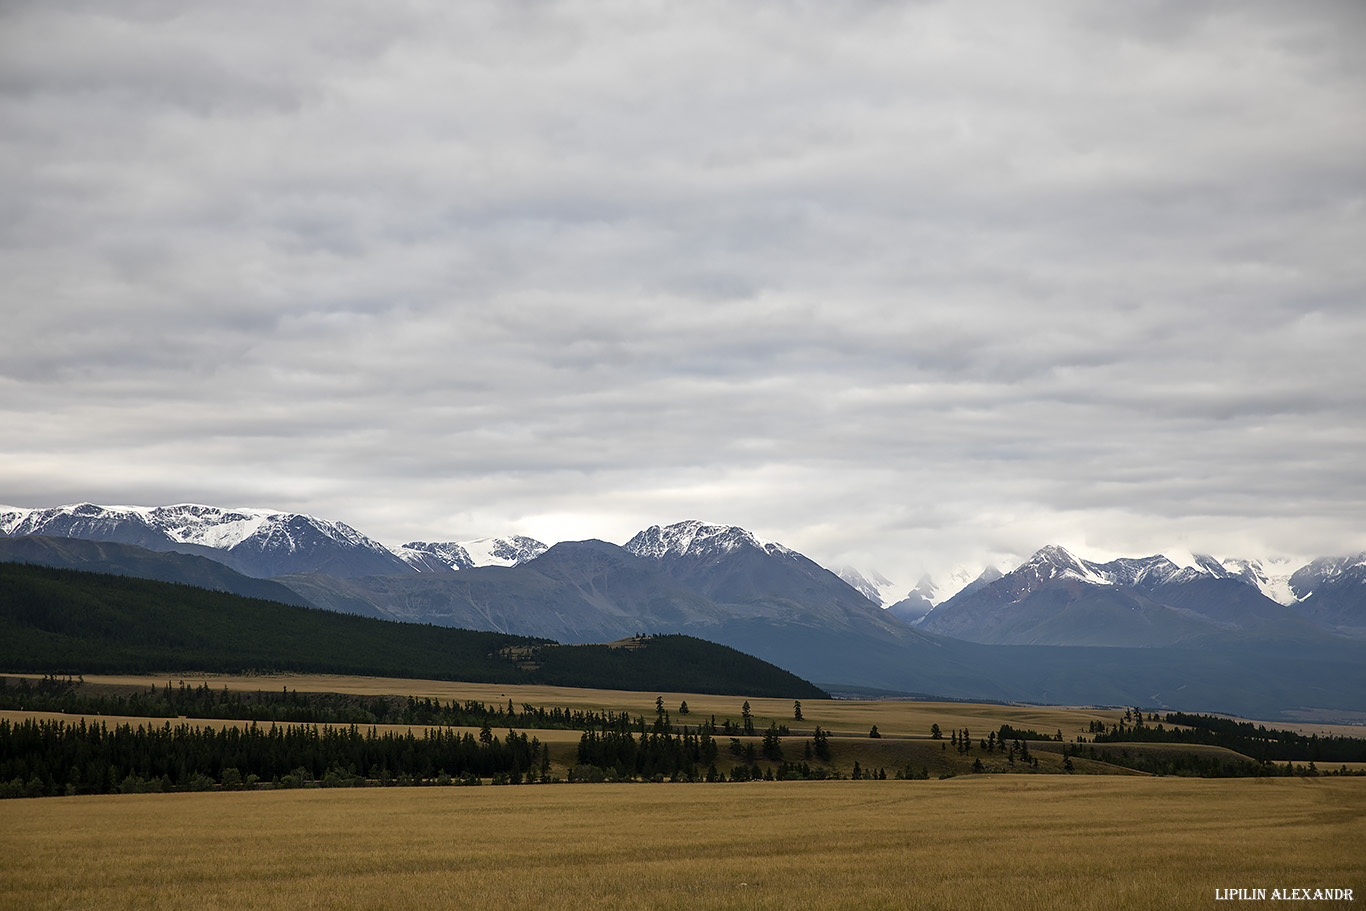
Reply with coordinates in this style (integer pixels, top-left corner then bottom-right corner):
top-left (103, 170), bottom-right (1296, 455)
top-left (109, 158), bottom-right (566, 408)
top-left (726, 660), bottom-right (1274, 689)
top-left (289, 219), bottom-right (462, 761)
top-left (2, 503), bottom-right (363, 552)
top-left (1290, 553), bottom-right (1366, 601)
top-left (1097, 555), bottom-right (1186, 588)
top-left (0, 503), bottom-right (409, 578)
top-left (1005, 548), bottom-right (1300, 606)
top-left (392, 541), bottom-right (475, 572)
top-left (1016, 544), bottom-right (1114, 589)
top-left (396, 536), bottom-right (548, 571)
top-left (1196, 555), bottom-right (1298, 606)
top-left (624, 520), bottom-right (767, 560)
top-left (1, 503), bottom-right (1354, 618)
top-left (3, 503), bottom-right (169, 544)
top-left (463, 535), bottom-right (548, 566)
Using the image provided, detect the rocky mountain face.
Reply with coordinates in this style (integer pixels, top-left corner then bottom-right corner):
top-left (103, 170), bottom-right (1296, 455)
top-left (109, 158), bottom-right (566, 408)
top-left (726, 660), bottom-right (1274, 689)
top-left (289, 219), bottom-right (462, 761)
top-left (623, 522), bottom-right (895, 627)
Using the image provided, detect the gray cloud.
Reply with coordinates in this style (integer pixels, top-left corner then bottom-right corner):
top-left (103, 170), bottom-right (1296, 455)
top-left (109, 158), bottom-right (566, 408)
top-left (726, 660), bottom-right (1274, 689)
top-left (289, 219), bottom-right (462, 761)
top-left (3, 0), bottom-right (1364, 589)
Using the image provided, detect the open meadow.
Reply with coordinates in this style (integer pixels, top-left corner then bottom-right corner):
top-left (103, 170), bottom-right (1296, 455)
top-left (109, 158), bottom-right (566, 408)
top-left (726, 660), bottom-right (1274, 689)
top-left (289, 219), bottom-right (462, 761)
top-left (2, 777), bottom-right (1362, 911)
top-left (3, 672), bottom-right (1364, 909)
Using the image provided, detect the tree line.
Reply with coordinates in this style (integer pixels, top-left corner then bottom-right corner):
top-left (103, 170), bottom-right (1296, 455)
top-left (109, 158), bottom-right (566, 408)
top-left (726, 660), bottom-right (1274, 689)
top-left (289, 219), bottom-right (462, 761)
top-left (0, 676), bottom-right (643, 733)
top-left (1084, 711), bottom-right (1366, 763)
top-left (1062, 741), bottom-right (1363, 778)
top-left (0, 717), bottom-right (546, 798)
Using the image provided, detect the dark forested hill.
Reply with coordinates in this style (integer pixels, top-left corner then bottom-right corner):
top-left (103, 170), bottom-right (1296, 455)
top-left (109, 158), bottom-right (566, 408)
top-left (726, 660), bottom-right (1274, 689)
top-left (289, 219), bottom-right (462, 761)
top-left (0, 562), bottom-right (826, 698)
top-left (0, 535), bottom-right (316, 608)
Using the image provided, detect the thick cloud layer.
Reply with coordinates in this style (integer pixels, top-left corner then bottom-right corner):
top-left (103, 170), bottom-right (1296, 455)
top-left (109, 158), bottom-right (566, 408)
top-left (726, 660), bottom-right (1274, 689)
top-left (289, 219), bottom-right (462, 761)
top-left (3, 0), bottom-right (1364, 588)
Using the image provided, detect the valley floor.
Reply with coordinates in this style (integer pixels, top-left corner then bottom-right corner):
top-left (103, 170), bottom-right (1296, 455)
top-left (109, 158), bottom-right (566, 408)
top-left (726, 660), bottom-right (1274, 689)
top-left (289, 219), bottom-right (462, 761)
top-left (2, 777), bottom-right (1362, 911)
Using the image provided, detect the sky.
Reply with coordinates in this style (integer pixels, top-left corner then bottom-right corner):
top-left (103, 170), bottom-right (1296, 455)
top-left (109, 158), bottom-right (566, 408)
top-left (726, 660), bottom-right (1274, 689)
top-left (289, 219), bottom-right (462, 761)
top-left (3, 0), bottom-right (1365, 593)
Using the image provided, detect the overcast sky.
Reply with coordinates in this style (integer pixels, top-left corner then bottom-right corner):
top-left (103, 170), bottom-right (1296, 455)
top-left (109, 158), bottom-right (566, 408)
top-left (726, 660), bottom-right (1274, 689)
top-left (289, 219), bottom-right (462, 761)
top-left (3, 0), bottom-right (1365, 589)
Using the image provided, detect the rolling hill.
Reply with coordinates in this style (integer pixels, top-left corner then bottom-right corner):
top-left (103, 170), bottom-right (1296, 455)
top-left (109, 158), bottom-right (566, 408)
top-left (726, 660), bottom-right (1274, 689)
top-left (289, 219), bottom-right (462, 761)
top-left (0, 562), bottom-right (827, 698)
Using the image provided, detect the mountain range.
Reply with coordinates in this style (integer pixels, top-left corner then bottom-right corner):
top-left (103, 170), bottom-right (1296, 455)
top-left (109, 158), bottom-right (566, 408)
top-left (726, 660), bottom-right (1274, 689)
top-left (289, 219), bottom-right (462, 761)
top-left (916, 544), bottom-right (1366, 644)
top-left (3, 503), bottom-right (1365, 720)
top-left (0, 504), bottom-right (545, 579)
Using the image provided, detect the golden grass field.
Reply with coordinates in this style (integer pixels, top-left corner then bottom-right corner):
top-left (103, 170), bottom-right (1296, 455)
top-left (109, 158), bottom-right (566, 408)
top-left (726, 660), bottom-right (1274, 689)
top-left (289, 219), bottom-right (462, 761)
top-left (3, 672), bottom-right (1363, 909)
top-left (1, 777), bottom-right (1362, 911)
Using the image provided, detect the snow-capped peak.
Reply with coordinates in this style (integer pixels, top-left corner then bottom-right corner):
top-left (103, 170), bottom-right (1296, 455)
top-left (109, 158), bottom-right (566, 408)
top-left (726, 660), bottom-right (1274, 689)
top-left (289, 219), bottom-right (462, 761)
top-left (393, 541), bottom-right (475, 571)
top-left (1288, 552), bottom-right (1366, 603)
top-left (460, 535), bottom-right (548, 567)
top-left (1175, 553), bottom-right (1300, 605)
top-left (0, 502), bottom-right (366, 552)
top-left (999, 546), bottom-right (1305, 605)
top-left (393, 536), bottom-right (547, 572)
top-left (1023, 544), bottom-right (1114, 586)
top-left (147, 505), bottom-right (276, 549)
top-left (150, 504), bottom-right (387, 554)
top-left (1095, 554), bottom-right (1185, 588)
top-left (0, 502), bottom-right (410, 578)
top-left (625, 520), bottom-right (765, 560)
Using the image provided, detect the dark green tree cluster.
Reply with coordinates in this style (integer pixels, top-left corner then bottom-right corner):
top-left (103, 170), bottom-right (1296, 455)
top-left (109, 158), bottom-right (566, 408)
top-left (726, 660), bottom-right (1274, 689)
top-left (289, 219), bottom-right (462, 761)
top-left (995, 723), bottom-right (1053, 742)
top-left (775, 760), bottom-right (833, 780)
top-left (0, 676), bottom-right (398, 725)
top-left (0, 718), bottom-right (545, 798)
top-left (574, 719), bottom-right (720, 781)
top-left (0, 677), bottom-right (646, 734)
top-left (725, 760), bottom-right (841, 782)
top-left (761, 723), bottom-right (784, 761)
top-left (811, 725), bottom-right (832, 762)
top-left (399, 696), bottom-right (636, 733)
top-left (1064, 742), bottom-right (1362, 778)
top-left (850, 762), bottom-right (888, 780)
top-left (1083, 712), bottom-right (1366, 764)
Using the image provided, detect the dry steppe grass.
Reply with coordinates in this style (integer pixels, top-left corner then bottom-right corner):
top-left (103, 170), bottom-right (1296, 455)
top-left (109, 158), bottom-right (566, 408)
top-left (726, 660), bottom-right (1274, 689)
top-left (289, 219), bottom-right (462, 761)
top-left (3, 777), bottom-right (1362, 911)
top-left (16, 671), bottom-right (1359, 780)
top-left (45, 672), bottom-right (1151, 739)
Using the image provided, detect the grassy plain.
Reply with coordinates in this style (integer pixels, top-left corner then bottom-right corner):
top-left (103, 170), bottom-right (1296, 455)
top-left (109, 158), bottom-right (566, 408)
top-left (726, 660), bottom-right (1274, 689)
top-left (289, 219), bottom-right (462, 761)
top-left (13, 671), bottom-right (1361, 778)
top-left (16, 671), bottom-right (1156, 737)
top-left (4, 673), bottom-right (1365, 908)
top-left (2, 777), bottom-right (1362, 911)
top-left (3, 672), bottom-right (1156, 777)
top-left (55, 671), bottom-right (1366, 739)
